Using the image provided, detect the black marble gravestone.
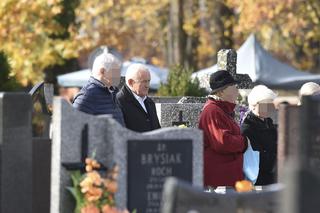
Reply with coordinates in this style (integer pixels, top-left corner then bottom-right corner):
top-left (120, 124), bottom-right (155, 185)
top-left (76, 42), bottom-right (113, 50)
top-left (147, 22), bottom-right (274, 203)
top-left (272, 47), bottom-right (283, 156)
top-left (161, 177), bottom-right (282, 213)
top-left (127, 139), bottom-right (193, 213)
top-left (281, 95), bottom-right (320, 213)
top-left (0, 93), bottom-right (33, 213)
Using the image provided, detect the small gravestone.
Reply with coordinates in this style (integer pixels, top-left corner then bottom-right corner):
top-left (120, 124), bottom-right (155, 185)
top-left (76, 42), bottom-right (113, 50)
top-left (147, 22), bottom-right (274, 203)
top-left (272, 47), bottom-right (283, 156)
top-left (161, 177), bottom-right (282, 213)
top-left (277, 104), bottom-right (300, 180)
top-left (217, 49), bottom-right (253, 89)
top-left (0, 93), bottom-right (33, 213)
top-left (29, 82), bottom-right (53, 213)
top-left (51, 98), bottom-right (203, 213)
top-left (156, 102), bottom-right (204, 128)
top-left (280, 95), bottom-right (320, 212)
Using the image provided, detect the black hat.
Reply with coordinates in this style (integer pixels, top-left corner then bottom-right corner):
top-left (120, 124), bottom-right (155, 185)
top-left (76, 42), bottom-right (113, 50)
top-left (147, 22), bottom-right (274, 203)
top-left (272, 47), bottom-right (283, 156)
top-left (209, 70), bottom-right (238, 93)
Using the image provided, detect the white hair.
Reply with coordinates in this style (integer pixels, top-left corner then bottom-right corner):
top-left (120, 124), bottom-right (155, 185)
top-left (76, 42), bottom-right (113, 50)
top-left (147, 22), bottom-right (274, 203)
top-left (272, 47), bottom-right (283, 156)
top-left (299, 82), bottom-right (320, 97)
top-left (125, 64), bottom-right (149, 85)
top-left (248, 85), bottom-right (277, 108)
top-left (91, 48), bottom-right (121, 74)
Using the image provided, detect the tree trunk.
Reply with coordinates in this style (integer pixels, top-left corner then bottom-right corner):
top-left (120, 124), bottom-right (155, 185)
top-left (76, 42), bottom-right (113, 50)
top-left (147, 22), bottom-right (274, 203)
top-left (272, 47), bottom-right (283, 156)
top-left (210, 1), bottom-right (234, 63)
top-left (184, 0), bottom-right (200, 71)
top-left (168, 0), bottom-right (185, 66)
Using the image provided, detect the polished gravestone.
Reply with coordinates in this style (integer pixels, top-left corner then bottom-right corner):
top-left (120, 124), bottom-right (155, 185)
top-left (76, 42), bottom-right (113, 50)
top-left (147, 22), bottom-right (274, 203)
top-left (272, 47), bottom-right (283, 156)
top-left (29, 82), bottom-right (53, 213)
top-left (0, 93), bottom-right (33, 213)
top-left (280, 95), bottom-right (320, 213)
top-left (161, 177), bottom-right (282, 213)
top-left (128, 139), bottom-right (192, 213)
top-left (277, 103), bottom-right (300, 180)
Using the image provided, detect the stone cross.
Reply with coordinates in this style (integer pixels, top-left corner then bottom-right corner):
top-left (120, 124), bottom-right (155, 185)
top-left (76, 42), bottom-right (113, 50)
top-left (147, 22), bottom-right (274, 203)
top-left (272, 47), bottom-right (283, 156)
top-left (61, 124), bottom-right (107, 172)
top-left (161, 177), bottom-right (282, 213)
top-left (171, 111), bottom-right (189, 127)
top-left (217, 49), bottom-right (253, 89)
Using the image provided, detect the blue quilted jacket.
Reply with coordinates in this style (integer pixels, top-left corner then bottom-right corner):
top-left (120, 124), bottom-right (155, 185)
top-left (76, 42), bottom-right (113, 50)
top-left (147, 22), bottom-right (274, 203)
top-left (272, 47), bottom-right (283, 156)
top-left (73, 77), bottom-right (125, 126)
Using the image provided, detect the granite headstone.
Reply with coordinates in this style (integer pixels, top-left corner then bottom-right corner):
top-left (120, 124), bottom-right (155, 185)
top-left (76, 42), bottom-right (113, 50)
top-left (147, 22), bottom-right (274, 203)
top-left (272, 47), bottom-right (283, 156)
top-left (0, 93), bottom-right (33, 213)
top-left (280, 95), bottom-right (320, 212)
top-left (277, 104), bottom-right (300, 180)
top-left (29, 83), bottom-right (53, 213)
top-left (150, 96), bottom-right (182, 104)
top-left (161, 177), bottom-right (282, 213)
top-left (51, 98), bottom-right (203, 213)
top-left (50, 98), bottom-right (113, 213)
top-left (156, 102), bottom-right (204, 128)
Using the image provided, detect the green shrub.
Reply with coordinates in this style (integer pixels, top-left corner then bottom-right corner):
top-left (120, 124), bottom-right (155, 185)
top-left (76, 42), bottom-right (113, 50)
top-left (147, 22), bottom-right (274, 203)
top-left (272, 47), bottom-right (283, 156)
top-left (157, 65), bottom-right (207, 97)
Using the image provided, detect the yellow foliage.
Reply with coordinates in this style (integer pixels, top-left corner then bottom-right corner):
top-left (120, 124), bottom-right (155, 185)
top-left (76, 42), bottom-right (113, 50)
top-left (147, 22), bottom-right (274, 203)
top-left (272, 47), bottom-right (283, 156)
top-left (2, 0), bottom-right (319, 86)
top-left (227, 0), bottom-right (320, 72)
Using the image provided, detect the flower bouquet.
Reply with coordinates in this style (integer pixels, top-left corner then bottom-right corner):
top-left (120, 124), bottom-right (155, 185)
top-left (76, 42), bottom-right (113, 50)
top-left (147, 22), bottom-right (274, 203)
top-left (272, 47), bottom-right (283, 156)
top-left (68, 158), bottom-right (129, 213)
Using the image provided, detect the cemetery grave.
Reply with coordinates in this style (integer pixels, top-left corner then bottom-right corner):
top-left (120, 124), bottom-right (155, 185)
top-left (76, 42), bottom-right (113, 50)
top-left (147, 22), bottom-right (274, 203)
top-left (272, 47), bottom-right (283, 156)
top-left (50, 98), bottom-right (203, 213)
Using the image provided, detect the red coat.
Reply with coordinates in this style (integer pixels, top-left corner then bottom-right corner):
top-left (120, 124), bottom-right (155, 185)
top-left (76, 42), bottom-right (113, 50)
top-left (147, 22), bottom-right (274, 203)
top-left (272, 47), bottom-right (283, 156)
top-left (199, 98), bottom-right (247, 187)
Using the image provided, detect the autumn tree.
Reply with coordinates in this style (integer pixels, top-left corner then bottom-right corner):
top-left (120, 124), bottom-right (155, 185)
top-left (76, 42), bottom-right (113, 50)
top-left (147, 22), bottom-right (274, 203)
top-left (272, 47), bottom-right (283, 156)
top-left (0, 0), bottom-right (81, 86)
top-left (43, 0), bottom-right (81, 86)
top-left (226, 0), bottom-right (320, 73)
top-left (0, 51), bottom-right (21, 91)
top-left (5, 0), bottom-right (318, 87)
top-left (74, 0), bottom-right (169, 66)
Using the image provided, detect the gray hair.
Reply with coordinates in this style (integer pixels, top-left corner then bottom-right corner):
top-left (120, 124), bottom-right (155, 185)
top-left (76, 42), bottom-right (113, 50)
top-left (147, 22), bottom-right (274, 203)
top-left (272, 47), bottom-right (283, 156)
top-left (299, 82), bottom-right (320, 97)
top-left (125, 64), bottom-right (149, 85)
top-left (91, 49), bottom-right (121, 74)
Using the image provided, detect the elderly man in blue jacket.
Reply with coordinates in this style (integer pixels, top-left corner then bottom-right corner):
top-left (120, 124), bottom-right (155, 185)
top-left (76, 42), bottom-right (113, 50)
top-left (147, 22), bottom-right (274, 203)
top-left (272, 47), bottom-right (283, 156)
top-left (73, 50), bottom-right (125, 125)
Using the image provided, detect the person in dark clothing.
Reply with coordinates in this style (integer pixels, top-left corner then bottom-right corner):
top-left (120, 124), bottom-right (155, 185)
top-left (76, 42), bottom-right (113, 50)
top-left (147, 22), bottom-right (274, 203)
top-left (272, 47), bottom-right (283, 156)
top-left (241, 85), bottom-right (278, 185)
top-left (73, 50), bottom-right (125, 125)
top-left (116, 64), bottom-right (160, 132)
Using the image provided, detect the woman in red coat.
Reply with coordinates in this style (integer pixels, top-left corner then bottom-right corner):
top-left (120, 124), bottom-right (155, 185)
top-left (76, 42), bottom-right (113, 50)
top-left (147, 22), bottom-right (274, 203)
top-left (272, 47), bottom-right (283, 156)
top-left (199, 70), bottom-right (248, 187)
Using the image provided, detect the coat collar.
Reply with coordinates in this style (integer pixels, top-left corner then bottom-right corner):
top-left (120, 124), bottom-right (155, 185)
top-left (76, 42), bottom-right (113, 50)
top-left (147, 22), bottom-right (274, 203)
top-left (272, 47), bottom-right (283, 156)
top-left (207, 97), bottom-right (236, 114)
top-left (88, 76), bottom-right (105, 88)
top-left (245, 111), bottom-right (275, 128)
top-left (121, 84), bottom-right (150, 114)
top-left (88, 76), bottom-right (119, 94)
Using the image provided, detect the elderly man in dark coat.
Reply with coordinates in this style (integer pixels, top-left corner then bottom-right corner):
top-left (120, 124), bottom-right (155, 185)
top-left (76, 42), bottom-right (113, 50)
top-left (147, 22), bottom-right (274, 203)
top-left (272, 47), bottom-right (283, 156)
top-left (116, 64), bottom-right (161, 132)
top-left (72, 50), bottom-right (124, 125)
